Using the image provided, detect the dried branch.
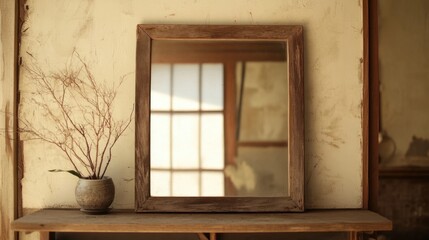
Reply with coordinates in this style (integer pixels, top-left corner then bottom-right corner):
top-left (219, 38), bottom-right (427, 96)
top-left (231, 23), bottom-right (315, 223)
top-left (17, 53), bottom-right (134, 179)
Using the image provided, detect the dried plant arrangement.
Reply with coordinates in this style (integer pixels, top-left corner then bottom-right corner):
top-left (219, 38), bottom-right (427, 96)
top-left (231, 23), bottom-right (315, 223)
top-left (17, 53), bottom-right (133, 180)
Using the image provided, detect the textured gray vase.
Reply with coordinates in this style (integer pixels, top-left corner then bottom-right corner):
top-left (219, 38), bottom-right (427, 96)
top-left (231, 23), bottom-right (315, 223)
top-left (75, 176), bottom-right (115, 214)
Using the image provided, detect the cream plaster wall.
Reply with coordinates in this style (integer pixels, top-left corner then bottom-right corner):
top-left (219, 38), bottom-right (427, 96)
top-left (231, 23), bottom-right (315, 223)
top-left (379, 0), bottom-right (429, 167)
top-left (18, 0), bottom-right (364, 213)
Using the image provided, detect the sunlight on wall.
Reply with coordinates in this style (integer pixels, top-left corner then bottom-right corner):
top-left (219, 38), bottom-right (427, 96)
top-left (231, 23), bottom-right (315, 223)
top-left (18, 1), bottom-right (364, 225)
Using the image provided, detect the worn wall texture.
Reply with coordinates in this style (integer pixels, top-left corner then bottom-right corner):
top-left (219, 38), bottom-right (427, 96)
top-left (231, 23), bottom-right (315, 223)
top-left (17, 0), bottom-right (363, 215)
top-left (379, 0), bottom-right (429, 167)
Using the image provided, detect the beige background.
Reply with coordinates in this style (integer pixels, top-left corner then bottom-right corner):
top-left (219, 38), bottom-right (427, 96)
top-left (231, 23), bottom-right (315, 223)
top-left (19, 0), bottom-right (363, 209)
top-left (1, 1), bottom-right (364, 238)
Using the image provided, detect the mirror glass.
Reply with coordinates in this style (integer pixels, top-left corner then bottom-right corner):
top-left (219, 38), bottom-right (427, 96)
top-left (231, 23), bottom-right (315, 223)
top-left (149, 40), bottom-right (288, 197)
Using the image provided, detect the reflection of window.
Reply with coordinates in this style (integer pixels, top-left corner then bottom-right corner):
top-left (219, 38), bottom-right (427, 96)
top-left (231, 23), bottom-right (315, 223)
top-left (150, 63), bottom-right (225, 197)
top-left (236, 62), bottom-right (289, 148)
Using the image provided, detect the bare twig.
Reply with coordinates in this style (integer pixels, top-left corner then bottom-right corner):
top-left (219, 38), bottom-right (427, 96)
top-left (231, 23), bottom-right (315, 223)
top-left (17, 53), bottom-right (134, 179)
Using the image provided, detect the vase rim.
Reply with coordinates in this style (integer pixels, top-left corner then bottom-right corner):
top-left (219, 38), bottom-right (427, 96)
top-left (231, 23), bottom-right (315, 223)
top-left (79, 176), bottom-right (112, 181)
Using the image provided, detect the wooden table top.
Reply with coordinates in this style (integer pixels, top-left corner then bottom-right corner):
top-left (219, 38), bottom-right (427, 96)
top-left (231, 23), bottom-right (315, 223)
top-left (12, 209), bottom-right (392, 233)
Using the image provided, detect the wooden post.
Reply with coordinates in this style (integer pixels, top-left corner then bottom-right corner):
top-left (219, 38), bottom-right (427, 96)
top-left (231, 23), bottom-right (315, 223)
top-left (348, 231), bottom-right (357, 240)
top-left (368, 0), bottom-right (380, 212)
top-left (39, 232), bottom-right (53, 240)
top-left (363, 0), bottom-right (380, 212)
top-left (0, 1), bottom-right (18, 240)
top-left (197, 233), bottom-right (216, 240)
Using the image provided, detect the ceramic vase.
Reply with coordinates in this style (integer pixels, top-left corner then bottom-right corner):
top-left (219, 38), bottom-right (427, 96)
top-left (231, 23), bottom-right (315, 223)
top-left (75, 176), bottom-right (115, 214)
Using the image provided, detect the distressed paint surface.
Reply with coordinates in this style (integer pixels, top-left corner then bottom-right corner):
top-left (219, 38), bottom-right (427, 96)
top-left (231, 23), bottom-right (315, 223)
top-left (379, 0), bottom-right (429, 167)
top-left (19, 0), bottom-right (363, 214)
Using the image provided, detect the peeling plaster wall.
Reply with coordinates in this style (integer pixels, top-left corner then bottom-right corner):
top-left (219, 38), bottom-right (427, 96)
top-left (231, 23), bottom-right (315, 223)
top-left (19, 0), bottom-right (363, 214)
top-left (379, 0), bottom-right (429, 167)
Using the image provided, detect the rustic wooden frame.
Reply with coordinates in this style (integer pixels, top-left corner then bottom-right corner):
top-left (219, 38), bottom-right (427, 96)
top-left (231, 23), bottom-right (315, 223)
top-left (362, 0), bottom-right (379, 211)
top-left (135, 24), bottom-right (304, 212)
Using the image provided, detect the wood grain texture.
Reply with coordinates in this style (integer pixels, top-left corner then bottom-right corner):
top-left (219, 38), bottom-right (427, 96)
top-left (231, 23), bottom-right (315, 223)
top-left (140, 197), bottom-right (299, 212)
top-left (368, 0), bottom-right (380, 212)
top-left (140, 25), bottom-right (302, 40)
top-left (135, 24), bottom-right (305, 212)
top-left (197, 233), bottom-right (216, 240)
top-left (152, 40), bottom-right (286, 63)
top-left (362, 0), bottom-right (370, 210)
top-left (197, 233), bottom-right (209, 240)
top-left (135, 26), bottom-right (152, 210)
top-left (348, 232), bottom-right (358, 240)
top-left (11, 209), bottom-right (392, 233)
top-left (287, 26), bottom-right (305, 211)
top-left (38, 232), bottom-right (53, 240)
top-left (0, 0), bottom-right (18, 240)
top-left (210, 233), bottom-right (216, 240)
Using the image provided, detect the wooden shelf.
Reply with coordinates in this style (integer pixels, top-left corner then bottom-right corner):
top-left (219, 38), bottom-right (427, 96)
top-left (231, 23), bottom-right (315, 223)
top-left (12, 209), bottom-right (392, 233)
top-left (379, 166), bottom-right (429, 178)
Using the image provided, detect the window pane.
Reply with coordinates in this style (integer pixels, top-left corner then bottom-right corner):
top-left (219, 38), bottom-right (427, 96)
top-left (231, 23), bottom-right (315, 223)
top-left (150, 114), bottom-right (171, 169)
top-left (151, 170), bottom-right (171, 196)
top-left (172, 64), bottom-right (199, 110)
top-left (201, 113), bottom-right (224, 169)
top-left (172, 172), bottom-right (199, 196)
top-left (151, 64), bottom-right (171, 110)
top-left (172, 114), bottom-right (199, 169)
top-left (202, 171), bottom-right (224, 197)
top-left (201, 64), bottom-right (223, 110)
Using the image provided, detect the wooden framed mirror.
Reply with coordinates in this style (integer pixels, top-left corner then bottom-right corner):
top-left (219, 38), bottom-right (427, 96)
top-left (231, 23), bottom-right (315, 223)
top-left (135, 25), bottom-right (304, 212)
